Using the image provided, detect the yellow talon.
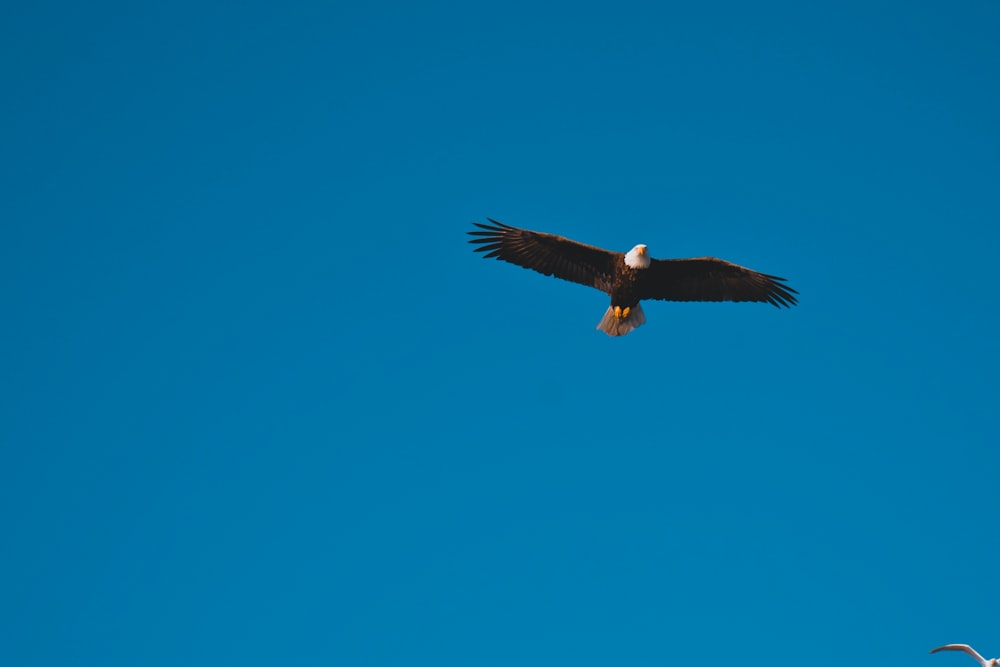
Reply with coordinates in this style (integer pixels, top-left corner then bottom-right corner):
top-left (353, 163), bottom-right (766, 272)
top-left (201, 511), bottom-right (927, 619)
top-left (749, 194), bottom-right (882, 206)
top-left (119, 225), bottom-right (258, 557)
top-left (614, 306), bottom-right (622, 319)
top-left (622, 307), bottom-right (630, 319)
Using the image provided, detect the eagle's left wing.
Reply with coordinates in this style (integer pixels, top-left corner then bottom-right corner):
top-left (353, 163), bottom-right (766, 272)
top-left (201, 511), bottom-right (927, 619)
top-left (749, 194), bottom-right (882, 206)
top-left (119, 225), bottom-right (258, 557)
top-left (637, 257), bottom-right (798, 307)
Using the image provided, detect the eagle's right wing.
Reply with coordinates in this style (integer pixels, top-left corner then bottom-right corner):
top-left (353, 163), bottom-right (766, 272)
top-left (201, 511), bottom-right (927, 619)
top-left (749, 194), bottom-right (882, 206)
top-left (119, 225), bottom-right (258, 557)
top-left (468, 219), bottom-right (620, 292)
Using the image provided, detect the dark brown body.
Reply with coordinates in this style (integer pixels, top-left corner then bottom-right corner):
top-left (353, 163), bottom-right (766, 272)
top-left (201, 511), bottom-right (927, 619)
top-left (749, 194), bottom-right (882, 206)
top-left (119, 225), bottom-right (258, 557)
top-left (608, 263), bottom-right (643, 309)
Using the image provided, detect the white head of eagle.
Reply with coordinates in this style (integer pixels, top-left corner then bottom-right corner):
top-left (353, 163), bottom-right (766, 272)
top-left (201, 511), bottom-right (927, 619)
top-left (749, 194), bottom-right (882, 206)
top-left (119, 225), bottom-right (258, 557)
top-left (624, 244), bottom-right (651, 269)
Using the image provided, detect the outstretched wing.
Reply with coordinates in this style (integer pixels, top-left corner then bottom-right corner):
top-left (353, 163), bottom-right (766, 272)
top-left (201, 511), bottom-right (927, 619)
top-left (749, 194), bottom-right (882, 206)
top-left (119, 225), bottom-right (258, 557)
top-left (468, 219), bottom-right (620, 292)
top-left (638, 257), bottom-right (798, 307)
top-left (930, 645), bottom-right (989, 667)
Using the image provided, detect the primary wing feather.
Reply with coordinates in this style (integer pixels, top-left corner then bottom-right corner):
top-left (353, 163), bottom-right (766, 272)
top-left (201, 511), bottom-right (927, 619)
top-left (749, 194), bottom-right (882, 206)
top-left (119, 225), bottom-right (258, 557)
top-left (468, 219), bottom-right (619, 292)
top-left (639, 257), bottom-right (798, 307)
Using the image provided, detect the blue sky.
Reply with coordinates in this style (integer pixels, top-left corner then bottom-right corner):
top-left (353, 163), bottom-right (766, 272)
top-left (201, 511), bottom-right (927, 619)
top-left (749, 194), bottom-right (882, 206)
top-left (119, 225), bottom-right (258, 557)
top-left (2, 1), bottom-right (999, 665)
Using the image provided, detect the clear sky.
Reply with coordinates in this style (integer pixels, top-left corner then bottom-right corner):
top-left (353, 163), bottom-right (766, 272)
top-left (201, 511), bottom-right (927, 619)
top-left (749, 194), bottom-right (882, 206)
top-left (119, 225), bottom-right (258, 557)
top-left (2, 1), bottom-right (999, 665)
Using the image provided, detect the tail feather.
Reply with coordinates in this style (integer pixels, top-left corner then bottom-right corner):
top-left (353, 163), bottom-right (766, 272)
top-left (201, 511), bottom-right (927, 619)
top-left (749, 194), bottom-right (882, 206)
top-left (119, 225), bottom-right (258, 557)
top-left (596, 303), bottom-right (646, 337)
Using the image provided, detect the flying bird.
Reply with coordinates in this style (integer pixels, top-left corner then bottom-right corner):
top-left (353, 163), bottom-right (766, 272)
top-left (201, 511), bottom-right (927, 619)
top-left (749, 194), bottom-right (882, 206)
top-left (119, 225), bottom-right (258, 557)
top-left (930, 645), bottom-right (999, 667)
top-left (468, 219), bottom-right (798, 336)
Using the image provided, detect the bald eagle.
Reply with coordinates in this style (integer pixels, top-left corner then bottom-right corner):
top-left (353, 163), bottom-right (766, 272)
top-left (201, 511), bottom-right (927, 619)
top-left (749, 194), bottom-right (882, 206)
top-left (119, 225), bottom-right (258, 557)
top-left (468, 219), bottom-right (798, 336)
